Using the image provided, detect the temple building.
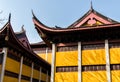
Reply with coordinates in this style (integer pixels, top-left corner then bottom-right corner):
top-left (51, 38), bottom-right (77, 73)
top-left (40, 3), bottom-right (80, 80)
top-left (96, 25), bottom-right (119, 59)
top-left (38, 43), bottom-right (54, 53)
top-left (0, 14), bottom-right (51, 82)
top-left (31, 6), bottom-right (120, 82)
top-left (0, 4), bottom-right (120, 82)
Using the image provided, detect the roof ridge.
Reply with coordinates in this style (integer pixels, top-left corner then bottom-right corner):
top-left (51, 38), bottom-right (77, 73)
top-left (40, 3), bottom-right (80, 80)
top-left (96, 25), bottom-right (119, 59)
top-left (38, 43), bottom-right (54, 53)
top-left (68, 8), bottom-right (119, 28)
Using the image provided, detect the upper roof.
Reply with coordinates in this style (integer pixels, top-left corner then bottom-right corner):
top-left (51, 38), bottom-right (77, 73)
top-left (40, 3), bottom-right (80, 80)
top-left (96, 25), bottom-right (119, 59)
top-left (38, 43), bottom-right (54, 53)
top-left (68, 8), bottom-right (118, 28)
top-left (0, 14), bottom-right (51, 69)
top-left (15, 26), bottom-right (32, 50)
top-left (32, 7), bottom-right (120, 47)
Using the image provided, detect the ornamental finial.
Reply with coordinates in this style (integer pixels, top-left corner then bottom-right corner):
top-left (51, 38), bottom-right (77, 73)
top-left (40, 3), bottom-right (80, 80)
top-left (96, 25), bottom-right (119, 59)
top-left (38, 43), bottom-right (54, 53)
top-left (8, 13), bottom-right (11, 22)
top-left (90, 1), bottom-right (93, 10)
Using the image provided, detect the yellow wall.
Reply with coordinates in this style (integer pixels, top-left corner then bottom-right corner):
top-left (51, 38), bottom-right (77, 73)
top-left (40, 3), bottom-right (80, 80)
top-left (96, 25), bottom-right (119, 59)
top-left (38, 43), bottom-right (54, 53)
top-left (37, 49), bottom-right (106, 66)
top-left (33, 69), bottom-right (39, 80)
top-left (37, 48), bottom-right (107, 66)
top-left (37, 53), bottom-right (52, 64)
top-left (55, 72), bottom-right (78, 82)
top-left (3, 76), bottom-right (18, 82)
top-left (111, 70), bottom-right (120, 82)
top-left (5, 57), bottom-right (20, 74)
top-left (22, 64), bottom-right (31, 77)
top-left (48, 76), bottom-right (50, 82)
top-left (56, 51), bottom-right (78, 66)
top-left (38, 54), bottom-right (46, 60)
top-left (82, 49), bottom-right (106, 65)
top-left (82, 71), bottom-right (107, 82)
top-left (47, 53), bottom-right (52, 64)
top-left (41, 73), bottom-right (47, 81)
top-left (110, 48), bottom-right (120, 64)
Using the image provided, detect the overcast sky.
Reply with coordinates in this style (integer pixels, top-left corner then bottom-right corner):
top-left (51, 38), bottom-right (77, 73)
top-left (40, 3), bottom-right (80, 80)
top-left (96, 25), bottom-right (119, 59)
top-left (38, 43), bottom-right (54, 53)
top-left (0, 0), bottom-right (120, 43)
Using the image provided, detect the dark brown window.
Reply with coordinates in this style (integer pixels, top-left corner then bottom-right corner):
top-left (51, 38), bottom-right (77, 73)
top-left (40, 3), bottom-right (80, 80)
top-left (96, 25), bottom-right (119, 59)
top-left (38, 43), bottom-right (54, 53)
top-left (111, 64), bottom-right (120, 70)
top-left (82, 44), bottom-right (104, 50)
top-left (34, 48), bottom-right (52, 54)
top-left (109, 43), bottom-right (120, 48)
top-left (42, 69), bottom-right (47, 74)
top-left (57, 46), bottom-right (77, 52)
top-left (0, 52), bottom-right (3, 64)
top-left (7, 51), bottom-right (20, 62)
top-left (5, 70), bottom-right (19, 78)
top-left (82, 65), bottom-right (106, 72)
top-left (34, 63), bottom-right (40, 71)
top-left (23, 58), bottom-right (31, 67)
top-left (32, 78), bottom-right (39, 82)
top-left (56, 66), bottom-right (78, 72)
top-left (56, 65), bottom-right (106, 72)
top-left (21, 75), bottom-right (30, 81)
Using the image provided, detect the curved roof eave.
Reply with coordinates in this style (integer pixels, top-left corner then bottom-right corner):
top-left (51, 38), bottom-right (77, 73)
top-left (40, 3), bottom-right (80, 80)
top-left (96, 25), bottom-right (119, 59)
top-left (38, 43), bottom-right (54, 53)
top-left (33, 16), bottom-right (120, 33)
top-left (9, 24), bottom-right (51, 67)
top-left (0, 18), bottom-right (51, 68)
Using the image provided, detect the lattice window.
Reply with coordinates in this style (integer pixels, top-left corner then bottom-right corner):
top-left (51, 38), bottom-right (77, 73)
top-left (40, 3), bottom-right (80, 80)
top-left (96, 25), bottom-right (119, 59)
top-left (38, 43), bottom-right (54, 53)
top-left (82, 44), bottom-right (104, 50)
top-left (82, 65), bottom-right (106, 71)
top-left (109, 43), bottom-right (120, 48)
top-left (111, 64), bottom-right (120, 70)
top-left (57, 46), bottom-right (78, 52)
top-left (56, 66), bottom-right (78, 72)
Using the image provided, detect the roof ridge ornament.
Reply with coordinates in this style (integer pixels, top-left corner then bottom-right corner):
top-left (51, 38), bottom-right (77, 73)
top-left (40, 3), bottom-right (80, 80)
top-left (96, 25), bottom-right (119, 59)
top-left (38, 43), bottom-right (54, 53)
top-left (8, 13), bottom-right (11, 22)
top-left (90, 1), bottom-right (93, 10)
top-left (21, 25), bottom-right (26, 33)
